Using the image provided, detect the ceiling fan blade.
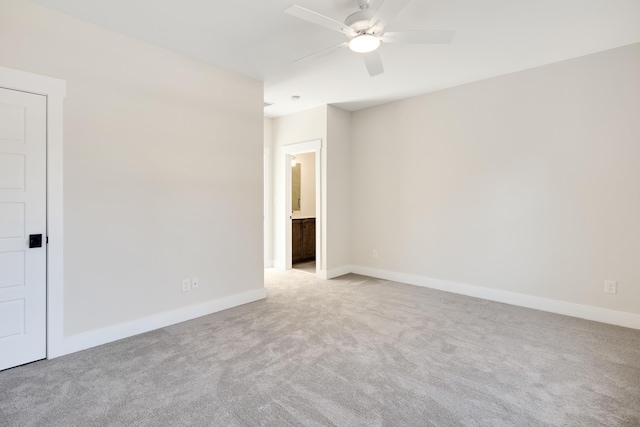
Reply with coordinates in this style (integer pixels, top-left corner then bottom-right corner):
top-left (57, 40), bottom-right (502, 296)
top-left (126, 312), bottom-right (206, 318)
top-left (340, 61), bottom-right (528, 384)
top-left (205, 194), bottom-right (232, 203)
top-left (285, 5), bottom-right (356, 36)
top-left (381, 30), bottom-right (456, 44)
top-left (294, 42), bottom-right (348, 63)
top-left (363, 51), bottom-right (384, 77)
top-left (369, 0), bottom-right (412, 28)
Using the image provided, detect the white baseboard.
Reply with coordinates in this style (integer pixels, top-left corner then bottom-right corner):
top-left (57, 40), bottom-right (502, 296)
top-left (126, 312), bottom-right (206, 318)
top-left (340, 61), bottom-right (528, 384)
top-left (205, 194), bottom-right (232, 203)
top-left (264, 260), bottom-right (274, 268)
top-left (350, 265), bottom-right (640, 330)
top-left (317, 266), bottom-right (350, 280)
top-left (56, 288), bottom-right (267, 358)
top-left (325, 265), bottom-right (352, 279)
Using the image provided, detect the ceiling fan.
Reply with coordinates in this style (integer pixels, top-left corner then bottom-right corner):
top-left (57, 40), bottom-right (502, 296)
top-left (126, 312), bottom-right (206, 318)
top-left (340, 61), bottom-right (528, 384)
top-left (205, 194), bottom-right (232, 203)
top-left (285, 0), bottom-right (456, 77)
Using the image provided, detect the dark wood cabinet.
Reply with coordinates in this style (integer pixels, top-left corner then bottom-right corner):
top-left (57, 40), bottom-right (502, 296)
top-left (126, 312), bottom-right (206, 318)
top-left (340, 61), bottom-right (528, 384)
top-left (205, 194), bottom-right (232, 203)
top-left (292, 218), bottom-right (315, 264)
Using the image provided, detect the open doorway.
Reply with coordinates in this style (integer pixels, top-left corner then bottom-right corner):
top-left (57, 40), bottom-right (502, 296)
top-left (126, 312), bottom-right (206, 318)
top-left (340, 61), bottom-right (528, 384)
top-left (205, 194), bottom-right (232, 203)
top-left (291, 152), bottom-right (316, 273)
top-left (282, 140), bottom-right (321, 276)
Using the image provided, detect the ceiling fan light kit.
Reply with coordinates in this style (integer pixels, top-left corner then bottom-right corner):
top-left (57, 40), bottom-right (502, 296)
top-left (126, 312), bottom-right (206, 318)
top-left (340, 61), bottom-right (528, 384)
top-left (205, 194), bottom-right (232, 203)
top-left (349, 34), bottom-right (381, 53)
top-left (285, 0), bottom-right (456, 77)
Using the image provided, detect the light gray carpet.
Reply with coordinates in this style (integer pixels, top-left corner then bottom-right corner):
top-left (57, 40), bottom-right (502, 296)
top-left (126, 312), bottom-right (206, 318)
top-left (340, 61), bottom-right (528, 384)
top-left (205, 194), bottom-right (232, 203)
top-left (1, 270), bottom-right (639, 426)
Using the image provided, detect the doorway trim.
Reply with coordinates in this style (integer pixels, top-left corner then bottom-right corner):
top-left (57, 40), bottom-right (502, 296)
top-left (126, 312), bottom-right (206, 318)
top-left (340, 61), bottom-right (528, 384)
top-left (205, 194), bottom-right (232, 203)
top-left (263, 147), bottom-right (272, 268)
top-left (282, 139), bottom-right (322, 276)
top-left (0, 66), bottom-right (66, 359)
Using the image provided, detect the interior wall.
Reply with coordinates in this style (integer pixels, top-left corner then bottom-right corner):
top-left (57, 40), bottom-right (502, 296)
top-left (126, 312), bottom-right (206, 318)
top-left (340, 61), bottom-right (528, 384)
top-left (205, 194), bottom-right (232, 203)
top-left (271, 106), bottom-right (327, 271)
top-left (351, 43), bottom-right (640, 315)
top-left (269, 105), bottom-right (352, 276)
top-left (326, 106), bottom-right (352, 273)
top-left (0, 0), bottom-right (264, 336)
top-left (292, 152), bottom-right (316, 219)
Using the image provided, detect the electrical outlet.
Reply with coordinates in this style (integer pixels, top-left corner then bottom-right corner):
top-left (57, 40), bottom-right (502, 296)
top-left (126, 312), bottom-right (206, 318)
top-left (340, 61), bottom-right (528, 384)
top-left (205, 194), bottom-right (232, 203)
top-left (191, 277), bottom-right (199, 290)
top-left (604, 280), bottom-right (617, 294)
top-left (372, 250), bottom-right (378, 259)
top-left (182, 278), bottom-right (191, 292)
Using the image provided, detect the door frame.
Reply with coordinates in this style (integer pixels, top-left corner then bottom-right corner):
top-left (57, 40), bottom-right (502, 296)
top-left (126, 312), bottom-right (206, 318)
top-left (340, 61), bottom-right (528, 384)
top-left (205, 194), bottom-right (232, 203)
top-left (263, 147), bottom-right (272, 268)
top-left (0, 66), bottom-right (66, 359)
top-left (282, 139), bottom-right (321, 275)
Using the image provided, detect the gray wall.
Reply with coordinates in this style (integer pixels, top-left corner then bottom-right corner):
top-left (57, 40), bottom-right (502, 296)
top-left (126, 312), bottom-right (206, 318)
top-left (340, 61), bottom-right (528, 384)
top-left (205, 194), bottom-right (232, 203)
top-left (0, 0), bottom-right (264, 336)
top-left (326, 106), bottom-right (352, 272)
top-left (351, 43), bottom-right (640, 315)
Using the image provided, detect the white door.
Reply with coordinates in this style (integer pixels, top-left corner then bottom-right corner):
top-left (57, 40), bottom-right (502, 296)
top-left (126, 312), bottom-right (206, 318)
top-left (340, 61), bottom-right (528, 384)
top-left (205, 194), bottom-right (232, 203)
top-left (0, 87), bottom-right (47, 371)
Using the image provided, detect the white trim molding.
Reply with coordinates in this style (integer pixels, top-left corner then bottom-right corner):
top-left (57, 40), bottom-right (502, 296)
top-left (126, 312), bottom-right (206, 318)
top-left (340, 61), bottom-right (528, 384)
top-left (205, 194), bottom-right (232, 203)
top-left (282, 139), bottom-right (322, 155)
top-left (0, 66), bottom-right (67, 358)
top-left (263, 147), bottom-right (272, 269)
top-left (350, 265), bottom-right (640, 330)
top-left (60, 288), bottom-right (267, 356)
top-left (322, 265), bottom-right (351, 280)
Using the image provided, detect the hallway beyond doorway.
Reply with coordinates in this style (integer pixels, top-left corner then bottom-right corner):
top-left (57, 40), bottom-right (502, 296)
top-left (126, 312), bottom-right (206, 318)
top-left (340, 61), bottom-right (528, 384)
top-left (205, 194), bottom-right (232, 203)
top-left (292, 260), bottom-right (315, 274)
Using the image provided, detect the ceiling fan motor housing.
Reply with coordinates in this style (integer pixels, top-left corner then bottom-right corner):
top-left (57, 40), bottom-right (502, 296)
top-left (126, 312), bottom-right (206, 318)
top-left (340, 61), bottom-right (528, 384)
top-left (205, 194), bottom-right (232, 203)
top-left (344, 10), bottom-right (375, 33)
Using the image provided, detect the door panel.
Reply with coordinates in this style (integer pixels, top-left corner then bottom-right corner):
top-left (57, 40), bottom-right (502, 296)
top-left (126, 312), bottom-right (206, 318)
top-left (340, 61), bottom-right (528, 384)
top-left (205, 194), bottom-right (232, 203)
top-left (0, 203), bottom-right (25, 238)
top-left (0, 87), bottom-right (47, 371)
top-left (0, 299), bottom-right (25, 338)
top-left (0, 251), bottom-right (24, 288)
top-left (0, 103), bottom-right (26, 142)
top-left (0, 154), bottom-right (25, 189)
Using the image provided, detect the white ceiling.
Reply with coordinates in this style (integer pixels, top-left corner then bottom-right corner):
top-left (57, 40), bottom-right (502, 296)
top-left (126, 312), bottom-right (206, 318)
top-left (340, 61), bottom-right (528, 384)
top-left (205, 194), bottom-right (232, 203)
top-left (29, 0), bottom-right (640, 117)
